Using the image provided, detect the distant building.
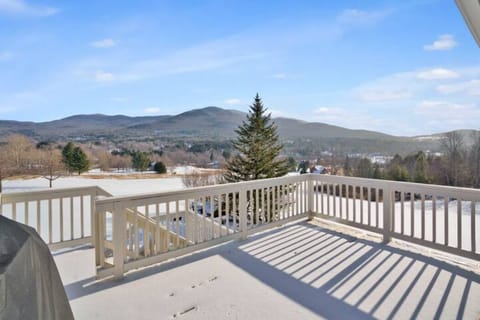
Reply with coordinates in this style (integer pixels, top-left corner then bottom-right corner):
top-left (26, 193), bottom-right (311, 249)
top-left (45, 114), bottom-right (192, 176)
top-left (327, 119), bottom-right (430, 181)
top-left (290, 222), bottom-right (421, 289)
top-left (311, 165), bottom-right (328, 174)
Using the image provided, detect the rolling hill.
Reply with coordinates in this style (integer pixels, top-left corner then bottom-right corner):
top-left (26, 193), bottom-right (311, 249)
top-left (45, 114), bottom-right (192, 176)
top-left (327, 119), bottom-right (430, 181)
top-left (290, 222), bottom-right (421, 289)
top-left (0, 106), bottom-right (475, 154)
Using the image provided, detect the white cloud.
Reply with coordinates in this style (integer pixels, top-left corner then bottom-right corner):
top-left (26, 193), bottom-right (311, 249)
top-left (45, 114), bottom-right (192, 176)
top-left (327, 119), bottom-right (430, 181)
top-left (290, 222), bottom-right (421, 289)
top-left (358, 89), bottom-right (412, 102)
top-left (0, 51), bottom-right (13, 61)
top-left (436, 79), bottom-right (480, 96)
top-left (144, 107), bottom-right (161, 114)
top-left (423, 34), bottom-right (457, 51)
top-left (224, 98), bottom-right (242, 105)
top-left (0, 0), bottom-right (58, 16)
top-left (337, 8), bottom-right (393, 25)
top-left (111, 97), bottom-right (127, 102)
top-left (269, 109), bottom-right (293, 118)
top-left (94, 70), bottom-right (115, 82)
top-left (413, 100), bottom-right (480, 131)
top-left (415, 100), bottom-right (480, 123)
top-left (416, 68), bottom-right (459, 80)
top-left (313, 106), bottom-right (381, 129)
top-left (272, 73), bottom-right (287, 79)
top-left (90, 38), bottom-right (117, 48)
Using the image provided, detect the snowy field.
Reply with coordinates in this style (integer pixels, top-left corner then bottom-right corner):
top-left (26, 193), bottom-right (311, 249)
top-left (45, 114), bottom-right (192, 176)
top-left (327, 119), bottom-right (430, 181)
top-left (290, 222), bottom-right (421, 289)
top-left (2, 176), bottom-right (185, 196)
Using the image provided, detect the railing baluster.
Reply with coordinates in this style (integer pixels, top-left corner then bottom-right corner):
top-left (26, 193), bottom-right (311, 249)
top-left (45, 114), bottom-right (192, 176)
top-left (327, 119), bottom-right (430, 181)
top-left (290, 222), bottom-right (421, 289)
top-left (233, 193), bottom-right (238, 232)
top-left (432, 195), bottom-right (436, 243)
top-left (471, 201), bottom-right (476, 253)
top-left (353, 185), bottom-right (357, 222)
top-left (346, 185), bottom-right (350, 221)
top-left (361, 186), bottom-right (365, 225)
top-left (411, 194), bottom-right (415, 237)
top-left (400, 192), bottom-right (404, 235)
top-left (134, 208), bottom-right (139, 258)
top-left (70, 197), bottom-right (74, 241)
top-left (327, 184), bottom-right (331, 216)
top-left (60, 197), bottom-right (64, 242)
top-left (368, 187), bottom-right (372, 226)
top-left (267, 187), bottom-right (271, 222)
top-left (155, 203), bottom-right (160, 253)
top-left (80, 195), bottom-right (84, 238)
top-left (339, 184), bottom-right (343, 219)
top-left (239, 189), bottom-right (247, 240)
top-left (166, 202), bottom-right (171, 250)
top-left (275, 185), bottom-right (280, 221)
top-left (421, 194), bottom-right (425, 240)
top-left (175, 201), bottom-right (180, 249)
top-left (36, 200), bottom-right (41, 236)
top-left (457, 199), bottom-right (462, 249)
top-left (48, 198), bottom-right (52, 244)
top-left (320, 182), bottom-right (324, 215)
top-left (218, 194), bottom-right (227, 238)
top-left (445, 196), bottom-right (449, 246)
top-left (227, 193), bottom-right (230, 231)
top-left (375, 188), bottom-right (379, 228)
top-left (303, 180), bottom-right (307, 213)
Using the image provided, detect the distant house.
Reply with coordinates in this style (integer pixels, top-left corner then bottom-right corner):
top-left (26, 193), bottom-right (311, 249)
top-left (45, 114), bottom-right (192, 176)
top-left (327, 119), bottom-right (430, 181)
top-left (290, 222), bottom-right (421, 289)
top-left (311, 165), bottom-right (327, 174)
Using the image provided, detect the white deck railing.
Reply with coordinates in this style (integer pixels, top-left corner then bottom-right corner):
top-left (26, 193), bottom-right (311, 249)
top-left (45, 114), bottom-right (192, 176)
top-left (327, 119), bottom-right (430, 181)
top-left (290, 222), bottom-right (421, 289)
top-left (94, 174), bottom-right (309, 278)
top-left (311, 175), bottom-right (480, 261)
top-left (1, 174), bottom-right (479, 279)
top-left (0, 186), bottom-right (111, 250)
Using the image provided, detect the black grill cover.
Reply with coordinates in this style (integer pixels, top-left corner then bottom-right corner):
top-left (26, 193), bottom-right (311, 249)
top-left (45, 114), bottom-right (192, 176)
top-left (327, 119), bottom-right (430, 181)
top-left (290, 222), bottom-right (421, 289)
top-left (0, 215), bottom-right (74, 320)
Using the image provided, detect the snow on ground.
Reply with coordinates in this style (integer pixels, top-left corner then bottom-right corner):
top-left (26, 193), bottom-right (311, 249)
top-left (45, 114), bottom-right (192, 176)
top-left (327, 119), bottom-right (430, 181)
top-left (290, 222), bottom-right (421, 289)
top-left (55, 221), bottom-right (480, 320)
top-left (3, 176), bottom-right (185, 196)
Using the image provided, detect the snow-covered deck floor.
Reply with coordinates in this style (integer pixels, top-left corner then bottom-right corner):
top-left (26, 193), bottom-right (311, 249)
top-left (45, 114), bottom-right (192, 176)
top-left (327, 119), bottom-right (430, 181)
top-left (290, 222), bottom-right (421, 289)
top-left (55, 221), bottom-right (480, 319)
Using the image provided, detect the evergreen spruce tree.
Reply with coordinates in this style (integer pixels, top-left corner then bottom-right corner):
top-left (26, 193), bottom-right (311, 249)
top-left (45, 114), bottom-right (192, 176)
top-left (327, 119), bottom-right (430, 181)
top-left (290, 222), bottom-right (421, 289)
top-left (224, 94), bottom-right (289, 182)
top-left (131, 151), bottom-right (151, 172)
top-left (61, 142), bottom-right (75, 173)
top-left (71, 146), bottom-right (90, 175)
top-left (62, 142), bottom-right (89, 174)
top-left (414, 151), bottom-right (429, 183)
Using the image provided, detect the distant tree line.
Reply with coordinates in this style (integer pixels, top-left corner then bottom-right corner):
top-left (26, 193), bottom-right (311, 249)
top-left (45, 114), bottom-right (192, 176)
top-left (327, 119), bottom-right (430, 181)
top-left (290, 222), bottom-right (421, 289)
top-left (344, 131), bottom-right (480, 188)
top-left (0, 134), bottom-right (175, 191)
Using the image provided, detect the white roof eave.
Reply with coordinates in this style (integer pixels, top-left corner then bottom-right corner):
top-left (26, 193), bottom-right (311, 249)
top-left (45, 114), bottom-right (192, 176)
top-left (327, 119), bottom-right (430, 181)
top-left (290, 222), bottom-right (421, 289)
top-left (456, 0), bottom-right (480, 47)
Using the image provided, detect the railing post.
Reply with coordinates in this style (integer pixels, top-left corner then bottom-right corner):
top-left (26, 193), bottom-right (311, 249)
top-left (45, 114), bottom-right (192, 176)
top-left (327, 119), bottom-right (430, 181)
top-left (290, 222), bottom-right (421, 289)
top-left (239, 188), bottom-right (248, 240)
top-left (113, 202), bottom-right (126, 279)
top-left (91, 190), bottom-right (98, 263)
top-left (382, 184), bottom-right (393, 243)
top-left (308, 175), bottom-right (314, 220)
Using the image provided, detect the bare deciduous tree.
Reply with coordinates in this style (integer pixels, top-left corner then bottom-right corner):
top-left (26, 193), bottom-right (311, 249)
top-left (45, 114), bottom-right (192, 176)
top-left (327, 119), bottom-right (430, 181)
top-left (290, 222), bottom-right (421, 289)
top-left (182, 171), bottom-right (224, 188)
top-left (0, 134), bottom-right (37, 192)
top-left (38, 147), bottom-right (65, 188)
top-left (441, 131), bottom-right (465, 186)
top-left (469, 131), bottom-right (480, 188)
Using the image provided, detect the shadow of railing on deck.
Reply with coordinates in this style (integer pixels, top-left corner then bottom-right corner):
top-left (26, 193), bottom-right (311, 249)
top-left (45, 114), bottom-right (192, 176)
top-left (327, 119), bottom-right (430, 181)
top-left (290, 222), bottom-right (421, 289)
top-left (64, 221), bottom-right (480, 319)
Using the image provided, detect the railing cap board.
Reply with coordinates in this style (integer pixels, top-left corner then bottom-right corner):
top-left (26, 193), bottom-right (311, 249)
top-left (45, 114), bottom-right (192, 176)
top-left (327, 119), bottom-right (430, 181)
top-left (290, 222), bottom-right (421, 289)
top-left (312, 175), bottom-right (480, 200)
top-left (95, 175), bottom-right (306, 211)
top-left (1, 185), bottom-right (106, 203)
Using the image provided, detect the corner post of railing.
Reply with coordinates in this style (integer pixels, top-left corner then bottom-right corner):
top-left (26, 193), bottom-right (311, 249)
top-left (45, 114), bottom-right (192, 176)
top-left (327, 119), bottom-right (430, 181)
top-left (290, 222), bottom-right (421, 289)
top-left (239, 187), bottom-right (248, 240)
top-left (307, 175), bottom-right (315, 220)
top-left (91, 189), bottom-right (98, 259)
top-left (112, 202), bottom-right (126, 279)
top-left (382, 183), bottom-right (393, 243)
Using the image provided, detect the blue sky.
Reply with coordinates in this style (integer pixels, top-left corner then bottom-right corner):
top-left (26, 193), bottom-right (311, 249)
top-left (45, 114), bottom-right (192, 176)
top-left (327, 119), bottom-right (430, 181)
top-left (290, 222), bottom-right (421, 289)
top-left (0, 0), bottom-right (479, 136)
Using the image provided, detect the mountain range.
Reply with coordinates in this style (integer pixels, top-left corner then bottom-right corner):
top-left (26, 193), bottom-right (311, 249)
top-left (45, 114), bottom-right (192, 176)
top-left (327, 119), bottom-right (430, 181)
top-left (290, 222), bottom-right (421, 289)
top-left (0, 106), bottom-right (476, 155)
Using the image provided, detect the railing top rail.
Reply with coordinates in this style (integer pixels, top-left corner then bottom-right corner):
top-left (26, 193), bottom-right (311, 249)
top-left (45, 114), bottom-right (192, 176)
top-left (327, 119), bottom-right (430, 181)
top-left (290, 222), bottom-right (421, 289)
top-left (1, 185), bottom-right (110, 203)
top-left (312, 174), bottom-right (480, 199)
top-left (95, 174), bottom-right (306, 210)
